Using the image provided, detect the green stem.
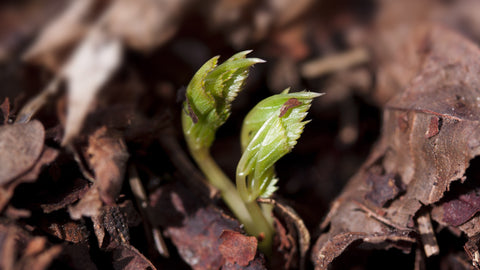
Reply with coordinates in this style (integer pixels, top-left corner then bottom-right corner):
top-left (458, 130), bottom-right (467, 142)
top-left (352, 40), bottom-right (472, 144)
top-left (190, 147), bottom-right (273, 254)
top-left (245, 200), bottom-right (274, 255)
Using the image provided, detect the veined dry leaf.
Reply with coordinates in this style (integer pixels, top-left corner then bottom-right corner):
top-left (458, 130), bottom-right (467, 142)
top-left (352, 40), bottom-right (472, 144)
top-left (312, 25), bottom-right (480, 269)
top-left (0, 120), bottom-right (45, 184)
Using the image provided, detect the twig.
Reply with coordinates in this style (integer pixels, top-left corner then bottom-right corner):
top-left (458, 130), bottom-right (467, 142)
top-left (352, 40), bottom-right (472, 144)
top-left (15, 76), bottom-right (61, 123)
top-left (301, 47), bottom-right (369, 78)
top-left (257, 197), bottom-right (310, 270)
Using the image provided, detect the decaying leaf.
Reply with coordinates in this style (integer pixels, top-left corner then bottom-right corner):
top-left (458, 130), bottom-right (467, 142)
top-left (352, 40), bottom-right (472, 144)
top-left (61, 31), bottom-right (122, 145)
top-left (312, 25), bottom-right (480, 269)
top-left (0, 120), bottom-right (45, 184)
top-left (149, 181), bottom-right (267, 270)
top-left (111, 244), bottom-right (157, 270)
top-left (85, 126), bottom-right (129, 205)
top-left (219, 230), bottom-right (257, 267)
top-left (0, 146), bottom-right (59, 212)
top-left (0, 222), bottom-right (62, 270)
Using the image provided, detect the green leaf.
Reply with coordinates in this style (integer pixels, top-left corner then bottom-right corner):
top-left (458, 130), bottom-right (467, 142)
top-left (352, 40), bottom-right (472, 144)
top-left (182, 51), bottom-right (264, 150)
top-left (237, 90), bottom-right (322, 201)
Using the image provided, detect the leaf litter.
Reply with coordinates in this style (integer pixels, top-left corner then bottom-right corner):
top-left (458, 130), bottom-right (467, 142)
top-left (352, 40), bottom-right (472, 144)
top-left (4, 0), bottom-right (480, 269)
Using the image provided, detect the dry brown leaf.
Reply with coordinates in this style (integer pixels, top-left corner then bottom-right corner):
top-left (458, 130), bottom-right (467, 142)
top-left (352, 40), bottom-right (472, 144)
top-left (149, 181), bottom-right (267, 270)
top-left (111, 244), bottom-right (156, 270)
top-left (86, 126), bottom-right (129, 205)
top-left (312, 25), bottom-right (480, 269)
top-left (69, 185), bottom-right (103, 220)
top-left (219, 230), bottom-right (257, 267)
top-left (0, 223), bottom-right (62, 270)
top-left (0, 120), bottom-right (45, 184)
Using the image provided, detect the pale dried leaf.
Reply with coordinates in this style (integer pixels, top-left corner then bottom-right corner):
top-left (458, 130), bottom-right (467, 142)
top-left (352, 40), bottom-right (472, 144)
top-left (62, 30), bottom-right (122, 145)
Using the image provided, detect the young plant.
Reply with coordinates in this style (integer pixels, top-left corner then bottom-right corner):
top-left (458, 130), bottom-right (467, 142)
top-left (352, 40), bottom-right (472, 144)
top-left (237, 89), bottom-right (322, 251)
top-left (182, 51), bottom-right (321, 254)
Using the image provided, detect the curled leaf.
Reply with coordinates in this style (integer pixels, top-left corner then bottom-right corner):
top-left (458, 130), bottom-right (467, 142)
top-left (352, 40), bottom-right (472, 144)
top-left (182, 50), bottom-right (264, 150)
top-left (237, 90), bottom-right (322, 201)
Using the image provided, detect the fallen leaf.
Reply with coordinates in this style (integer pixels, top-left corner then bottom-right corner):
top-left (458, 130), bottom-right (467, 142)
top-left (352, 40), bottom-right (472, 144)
top-left (0, 120), bottom-right (45, 184)
top-left (85, 126), bottom-right (129, 205)
top-left (40, 178), bottom-right (91, 214)
top-left (312, 24), bottom-right (480, 269)
top-left (0, 146), bottom-right (58, 212)
top-left (219, 230), bottom-right (257, 267)
top-left (111, 244), bottom-right (156, 270)
top-left (149, 181), bottom-right (267, 270)
top-left (0, 222), bottom-right (62, 270)
top-left (61, 30), bottom-right (122, 145)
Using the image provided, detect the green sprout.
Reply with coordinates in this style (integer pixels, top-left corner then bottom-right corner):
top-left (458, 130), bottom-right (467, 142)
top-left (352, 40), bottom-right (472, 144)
top-left (182, 51), bottom-right (321, 254)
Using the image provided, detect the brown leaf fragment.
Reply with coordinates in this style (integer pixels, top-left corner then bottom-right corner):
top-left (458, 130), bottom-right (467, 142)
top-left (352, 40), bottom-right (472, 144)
top-left (0, 223), bottom-right (62, 270)
top-left (465, 234), bottom-right (480, 269)
top-left (100, 205), bottom-right (131, 249)
top-left (44, 219), bottom-right (90, 244)
top-left (111, 244), bottom-right (156, 270)
top-left (365, 172), bottom-right (404, 207)
top-left (149, 181), bottom-right (266, 270)
top-left (0, 120), bottom-right (45, 184)
top-left (0, 146), bottom-right (59, 211)
top-left (424, 116), bottom-right (441, 139)
top-left (441, 189), bottom-right (480, 227)
top-left (279, 98), bottom-right (301, 118)
top-left (219, 230), bottom-right (257, 267)
top-left (68, 185), bottom-right (103, 220)
top-left (40, 178), bottom-right (90, 213)
top-left (86, 127), bottom-right (129, 205)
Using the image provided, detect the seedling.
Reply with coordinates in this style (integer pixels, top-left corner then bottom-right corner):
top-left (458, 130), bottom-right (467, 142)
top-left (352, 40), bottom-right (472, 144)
top-left (182, 51), bottom-right (321, 254)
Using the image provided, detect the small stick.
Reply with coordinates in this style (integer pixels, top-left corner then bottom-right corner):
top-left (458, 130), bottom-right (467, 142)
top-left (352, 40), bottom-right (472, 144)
top-left (15, 76), bottom-right (61, 123)
top-left (301, 47), bottom-right (369, 78)
top-left (257, 197), bottom-right (310, 270)
top-left (416, 211), bottom-right (439, 257)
